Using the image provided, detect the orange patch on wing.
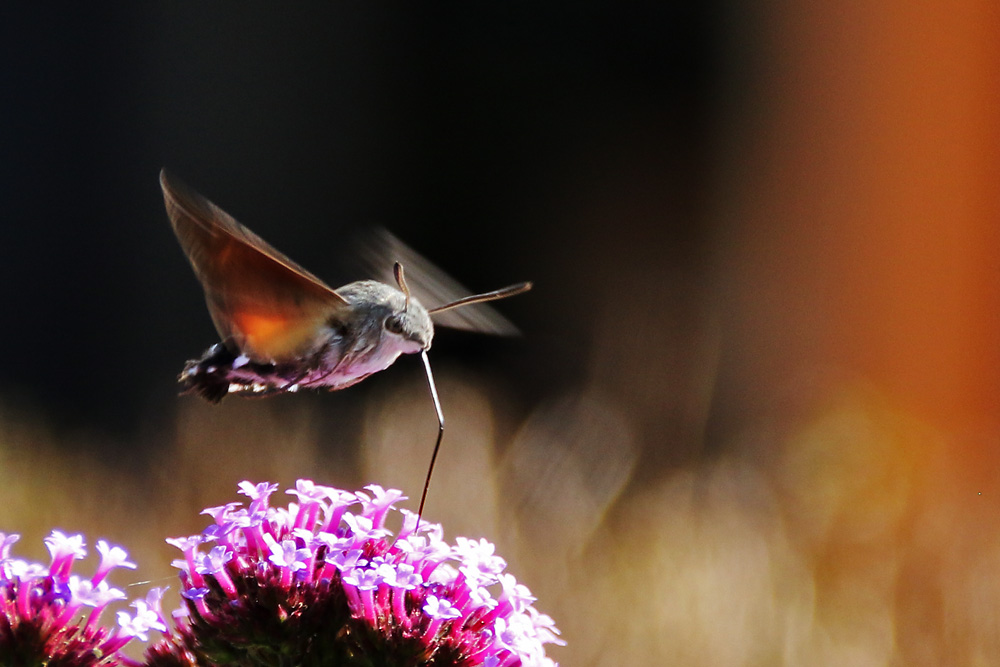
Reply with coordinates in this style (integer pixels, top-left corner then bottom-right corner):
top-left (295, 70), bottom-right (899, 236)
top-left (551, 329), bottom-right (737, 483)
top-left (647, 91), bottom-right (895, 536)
top-left (231, 311), bottom-right (322, 361)
top-left (234, 312), bottom-right (289, 344)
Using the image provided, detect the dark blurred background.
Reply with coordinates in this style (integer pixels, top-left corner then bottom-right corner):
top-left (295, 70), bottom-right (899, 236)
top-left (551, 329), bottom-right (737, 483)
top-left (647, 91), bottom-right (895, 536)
top-left (0, 3), bottom-right (715, 433)
top-left (1, 3), bottom-right (998, 665)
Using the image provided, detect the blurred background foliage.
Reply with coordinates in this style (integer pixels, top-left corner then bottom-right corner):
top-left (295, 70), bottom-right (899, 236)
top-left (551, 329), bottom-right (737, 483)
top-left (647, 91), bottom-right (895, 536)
top-left (1, 3), bottom-right (997, 665)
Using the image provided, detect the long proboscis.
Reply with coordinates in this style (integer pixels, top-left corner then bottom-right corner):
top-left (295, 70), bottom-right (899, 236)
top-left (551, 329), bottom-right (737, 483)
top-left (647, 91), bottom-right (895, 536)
top-left (428, 282), bottom-right (533, 314)
top-left (417, 280), bottom-right (531, 525)
top-left (417, 350), bottom-right (445, 524)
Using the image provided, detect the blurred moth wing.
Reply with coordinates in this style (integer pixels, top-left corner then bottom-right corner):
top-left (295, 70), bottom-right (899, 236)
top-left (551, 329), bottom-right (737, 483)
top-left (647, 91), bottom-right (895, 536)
top-left (160, 169), bottom-right (351, 363)
top-left (356, 228), bottom-right (529, 336)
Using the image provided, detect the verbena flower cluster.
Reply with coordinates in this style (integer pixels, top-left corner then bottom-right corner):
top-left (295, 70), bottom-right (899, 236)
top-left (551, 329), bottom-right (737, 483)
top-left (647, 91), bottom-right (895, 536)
top-left (0, 530), bottom-right (166, 667)
top-left (1, 480), bottom-right (562, 666)
top-left (148, 480), bottom-right (563, 667)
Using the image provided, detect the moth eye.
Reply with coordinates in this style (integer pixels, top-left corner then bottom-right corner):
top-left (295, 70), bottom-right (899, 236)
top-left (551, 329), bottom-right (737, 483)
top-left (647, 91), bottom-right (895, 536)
top-left (384, 316), bottom-right (405, 335)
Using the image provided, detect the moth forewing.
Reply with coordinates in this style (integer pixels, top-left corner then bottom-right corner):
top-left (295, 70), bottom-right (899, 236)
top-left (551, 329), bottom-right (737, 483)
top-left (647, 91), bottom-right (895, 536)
top-left (160, 169), bottom-right (349, 362)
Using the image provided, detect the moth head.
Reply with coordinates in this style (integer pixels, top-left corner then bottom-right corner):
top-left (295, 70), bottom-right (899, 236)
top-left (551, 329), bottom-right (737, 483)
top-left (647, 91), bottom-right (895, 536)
top-left (382, 306), bottom-right (433, 352)
top-left (381, 262), bottom-right (433, 352)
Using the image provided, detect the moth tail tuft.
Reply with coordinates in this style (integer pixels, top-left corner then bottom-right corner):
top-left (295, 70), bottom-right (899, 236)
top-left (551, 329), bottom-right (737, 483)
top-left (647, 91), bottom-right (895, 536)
top-left (179, 343), bottom-right (235, 404)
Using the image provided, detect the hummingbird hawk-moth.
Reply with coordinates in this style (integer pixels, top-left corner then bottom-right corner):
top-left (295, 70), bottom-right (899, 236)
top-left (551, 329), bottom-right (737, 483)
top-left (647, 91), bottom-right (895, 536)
top-left (159, 169), bottom-right (531, 516)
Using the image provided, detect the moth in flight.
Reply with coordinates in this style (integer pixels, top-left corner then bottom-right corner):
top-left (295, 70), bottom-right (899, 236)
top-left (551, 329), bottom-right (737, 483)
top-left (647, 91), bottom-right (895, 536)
top-left (160, 170), bottom-right (531, 516)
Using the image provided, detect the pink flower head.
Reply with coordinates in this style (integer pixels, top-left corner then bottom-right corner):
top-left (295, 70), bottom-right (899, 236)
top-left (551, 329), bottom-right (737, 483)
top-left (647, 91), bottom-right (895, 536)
top-left (0, 530), bottom-right (157, 665)
top-left (151, 479), bottom-right (563, 666)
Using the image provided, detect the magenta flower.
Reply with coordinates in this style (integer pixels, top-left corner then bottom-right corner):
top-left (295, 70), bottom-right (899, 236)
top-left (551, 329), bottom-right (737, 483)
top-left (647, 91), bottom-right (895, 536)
top-left (146, 480), bottom-right (563, 667)
top-left (0, 530), bottom-right (164, 667)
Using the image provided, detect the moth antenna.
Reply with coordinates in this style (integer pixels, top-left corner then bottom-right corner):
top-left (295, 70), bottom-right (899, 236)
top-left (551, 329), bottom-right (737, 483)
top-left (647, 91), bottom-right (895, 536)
top-left (417, 349), bottom-right (444, 525)
top-left (428, 282), bottom-right (533, 314)
top-left (394, 262), bottom-right (411, 310)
